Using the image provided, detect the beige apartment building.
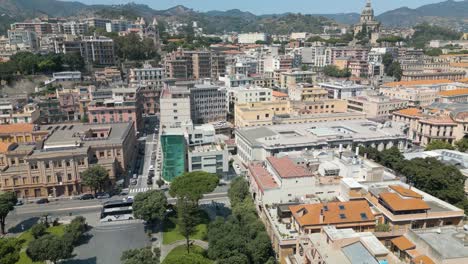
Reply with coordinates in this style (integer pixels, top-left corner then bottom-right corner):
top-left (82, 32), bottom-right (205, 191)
top-left (347, 95), bottom-right (408, 119)
top-left (0, 122), bottom-right (136, 198)
top-left (234, 99), bottom-right (349, 127)
top-left (392, 103), bottom-right (468, 146)
top-left (279, 71), bottom-right (316, 88)
top-left (438, 88), bottom-right (468, 103)
top-left (380, 87), bottom-right (437, 107)
top-left (288, 84), bottom-right (328, 101)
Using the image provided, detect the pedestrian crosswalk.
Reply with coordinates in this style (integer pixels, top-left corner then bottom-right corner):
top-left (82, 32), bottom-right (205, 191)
top-left (129, 187), bottom-right (153, 194)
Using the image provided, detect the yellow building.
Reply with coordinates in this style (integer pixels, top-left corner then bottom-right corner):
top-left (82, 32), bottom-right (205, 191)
top-left (0, 124), bottom-right (48, 143)
top-left (234, 99), bottom-right (350, 127)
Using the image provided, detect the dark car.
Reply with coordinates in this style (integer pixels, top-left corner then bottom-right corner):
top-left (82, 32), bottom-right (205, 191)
top-left (147, 178), bottom-right (153, 185)
top-left (15, 200), bottom-right (24, 206)
top-left (79, 194), bottom-right (94, 200)
top-left (36, 198), bottom-right (49, 204)
top-left (95, 192), bottom-right (110, 199)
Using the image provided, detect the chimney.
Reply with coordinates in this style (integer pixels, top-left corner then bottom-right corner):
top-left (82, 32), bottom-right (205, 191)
top-left (319, 208), bottom-right (324, 224)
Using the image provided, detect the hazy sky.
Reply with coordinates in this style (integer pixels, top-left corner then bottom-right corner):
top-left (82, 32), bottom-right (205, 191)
top-left (70, 0), bottom-right (453, 14)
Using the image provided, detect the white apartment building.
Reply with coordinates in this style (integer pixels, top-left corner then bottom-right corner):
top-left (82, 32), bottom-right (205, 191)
top-left (160, 87), bottom-right (192, 129)
top-left (129, 64), bottom-right (165, 88)
top-left (226, 86), bottom-right (273, 112)
top-left (7, 30), bottom-right (38, 50)
top-left (318, 81), bottom-right (369, 99)
top-left (62, 22), bottom-right (88, 36)
top-left (187, 144), bottom-right (229, 174)
top-left (238, 32), bottom-right (268, 44)
top-left (301, 46), bottom-right (331, 67)
top-left (188, 124), bottom-right (216, 146)
top-left (189, 84), bottom-right (227, 124)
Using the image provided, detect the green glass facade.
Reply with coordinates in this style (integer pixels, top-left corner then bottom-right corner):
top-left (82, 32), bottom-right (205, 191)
top-left (161, 134), bottom-right (186, 182)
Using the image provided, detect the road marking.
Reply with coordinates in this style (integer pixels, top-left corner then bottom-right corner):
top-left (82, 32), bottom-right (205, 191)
top-left (129, 187), bottom-right (153, 194)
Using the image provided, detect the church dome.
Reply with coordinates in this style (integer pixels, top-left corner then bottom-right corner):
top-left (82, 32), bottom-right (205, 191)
top-left (361, 0), bottom-right (374, 16)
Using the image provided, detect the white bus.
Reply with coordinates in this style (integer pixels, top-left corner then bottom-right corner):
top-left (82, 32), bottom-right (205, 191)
top-left (100, 200), bottom-right (134, 222)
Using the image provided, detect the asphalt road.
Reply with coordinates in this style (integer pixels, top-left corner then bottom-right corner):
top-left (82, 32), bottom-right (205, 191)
top-left (64, 222), bottom-right (150, 264)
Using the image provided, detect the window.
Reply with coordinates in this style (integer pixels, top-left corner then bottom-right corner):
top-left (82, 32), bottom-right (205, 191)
top-left (30, 163), bottom-right (38, 170)
top-left (99, 152), bottom-right (105, 157)
top-left (339, 205), bottom-right (345, 210)
top-left (47, 176), bottom-right (51, 183)
top-left (67, 174), bottom-right (72, 181)
top-left (360, 213), bottom-right (368, 220)
top-left (339, 214), bottom-right (346, 219)
top-left (66, 161), bottom-right (71, 167)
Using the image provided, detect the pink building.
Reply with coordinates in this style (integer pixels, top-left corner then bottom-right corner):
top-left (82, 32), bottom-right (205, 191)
top-left (57, 89), bottom-right (80, 121)
top-left (330, 47), bottom-right (369, 64)
top-left (87, 99), bottom-right (142, 132)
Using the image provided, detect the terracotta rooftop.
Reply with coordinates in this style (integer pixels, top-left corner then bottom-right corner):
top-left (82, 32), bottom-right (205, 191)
top-left (389, 185), bottom-right (423, 199)
top-left (379, 192), bottom-right (430, 212)
top-left (412, 255), bottom-right (435, 264)
top-left (272, 91), bottom-right (288, 98)
top-left (248, 164), bottom-right (279, 193)
top-left (0, 123), bottom-right (34, 134)
top-left (289, 200), bottom-right (375, 227)
top-left (383, 79), bottom-right (453, 87)
top-left (267, 156), bottom-right (312, 178)
top-left (394, 108), bottom-right (423, 117)
top-left (419, 116), bottom-right (456, 125)
top-left (391, 236), bottom-right (415, 251)
top-left (0, 142), bottom-right (16, 153)
top-left (450, 62), bottom-right (468, 68)
top-left (439, 88), bottom-right (468, 97)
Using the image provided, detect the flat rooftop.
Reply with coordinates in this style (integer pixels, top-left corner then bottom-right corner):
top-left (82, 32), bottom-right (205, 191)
top-left (410, 227), bottom-right (468, 259)
top-left (36, 122), bottom-right (132, 152)
top-left (236, 120), bottom-right (406, 148)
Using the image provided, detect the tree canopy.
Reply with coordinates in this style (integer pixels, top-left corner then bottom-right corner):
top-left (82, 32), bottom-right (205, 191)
top-left (0, 52), bottom-right (84, 85)
top-left (162, 251), bottom-right (211, 264)
top-left (81, 165), bottom-right (110, 194)
top-left (410, 23), bottom-right (462, 49)
top-left (323, 65), bottom-right (351, 78)
top-left (0, 237), bottom-right (22, 264)
top-left (425, 140), bottom-right (455, 151)
top-left (169, 171), bottom-right (219, 203)
top-left (207, 177), bottom-right (275, 264)
top-left (121, 247), bottom-right (160, 264)
top-left (27, 234), bottom-right (73, 264)
top-left (0, 192), bottom-right (17, 234)
top-left (132, 190), bottom-right (168, 223)
top-left (360, 146), bottom-right (468, 212)
top-left (228, 177), bottom-right (251, 208)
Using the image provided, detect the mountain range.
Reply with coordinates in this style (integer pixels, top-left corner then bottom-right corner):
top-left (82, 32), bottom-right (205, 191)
top-left (0, 0), bottom-right (467, 35)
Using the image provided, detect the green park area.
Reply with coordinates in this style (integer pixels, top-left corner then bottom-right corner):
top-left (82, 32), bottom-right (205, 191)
top-left (162, 210), bottom-right (210, 245)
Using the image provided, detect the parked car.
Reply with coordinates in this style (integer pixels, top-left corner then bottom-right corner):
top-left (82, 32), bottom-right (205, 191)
top-left (130, 179), bottom-right (138, 185)
top-left (120, 188), bottom-right (129, 196)
top-left (123, 196), bottom-right (134, 202)
top-left (36, 198), bottom-right (49, 204)
top-left (95, 192), bottom-right (110, 199)
top-left (15, 200), bottom-right (24, 206)
top-left (147, 178), bottom-right (153, 185)
top-left (79, 194), bottom-right (94, 200)
top-left (149, 165), bottom-right (154, 171)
